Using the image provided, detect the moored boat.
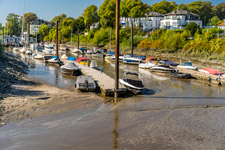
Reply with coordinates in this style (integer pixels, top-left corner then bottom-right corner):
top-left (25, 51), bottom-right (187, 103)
top-left (76, 57), bottom-right (91, 66)
top-left (92, 51), bottom-right (104, 58)
top-left (151, 64), bottom-right (173, 73)
top-left (60, 62), bottom-right (81, 76)
top-left (199, 68), bottom-right (224, 75)
top-left (71, 48), bottom-right (80, 53)
top-left (170, 70), bottom-right (192, 79)
top-left (90, 60), bottom-right (102, 71)
top-left (123, 56), bottom-right (144, 65)
top-left (75, 75), bottom-right (96, 91)
top-left (139, 61), bottom-right (156, 69)
top-left (43, 44), bottom-right (55, 55)
top-left (177, 62), bottom-right (197, 70)
top-left (33, 53), bottom-right (44, 60)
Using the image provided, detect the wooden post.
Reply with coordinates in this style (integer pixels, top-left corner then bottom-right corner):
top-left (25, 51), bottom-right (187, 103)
top-left (131, 20), bottom-right (133, 55)
top-left (56, 21), bottom-right (59, 61)
top-left (77, 29), bottom-right (79, 49)
top-left (114, 0), bottom-right (120, 101)
top-left (27, 23), bottom-right (30, 48)
top-left (2, 27), bottom-right (4, 44)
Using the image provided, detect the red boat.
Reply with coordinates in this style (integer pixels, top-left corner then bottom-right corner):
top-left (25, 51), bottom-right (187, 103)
top-left (199, 68), bottom-right (224, 75)
top-left (76, 57), bottom-right (91, 66)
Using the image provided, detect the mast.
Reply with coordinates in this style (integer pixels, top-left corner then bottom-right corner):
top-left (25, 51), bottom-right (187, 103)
top-left (131, 20), bottom-right (133, 55)
top-left (77, 28), bottom-right (79, 49)
top-left (21, 0), bottom-right (25, 43)
top-left (70, 27), bottom-right (73, 48)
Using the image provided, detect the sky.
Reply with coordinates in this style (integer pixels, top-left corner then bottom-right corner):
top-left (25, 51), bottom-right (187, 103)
top-left (0, 0), bottom-right (224, 25)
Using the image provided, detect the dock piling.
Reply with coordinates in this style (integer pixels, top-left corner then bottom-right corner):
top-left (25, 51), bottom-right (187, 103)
top-left (56, 20), bottom-right (59, 62)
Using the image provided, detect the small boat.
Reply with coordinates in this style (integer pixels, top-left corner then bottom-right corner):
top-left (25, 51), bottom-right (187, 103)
top-left (79, 47), bottom-right (87, 54)
top-left (71, 48), bottom-right (80, 53)
top-left (199, 68), bottom-right (224, 75)
top-left (151, 64), bottom-right (172, 73)
top-left (110, 55), bottom-right (124, 62)
top-left (170, 70), bottom-right (192, 79)
top-left (13, 47), bottom-right (20, 51)
top-left (139, 61), bottom-right (156, 69)
top-left (61, 54), bottom-right (68, 60)
top-left (177, 62), bottom-right (197, 70)
top-left (43, 44), bottom-right (55, 55)
top-left (92, 51), bottom-right (104, 58)
top-left (159, 60), bottom-right (179, 66)
top-left (46, 56), bottom-right (63, 65)
top-left (90, 60), bottom-right (102, 71)
top-left (19, 47), bottom-right (26, 53)
top-left (60, 62), bottom-right (81, 76)
top-left (76, 57), bottom-right (91, 66)
top-left (136, 55), bottom-right (146, 61)
top-left (75, 75), bottom-right (96, 91)
top-left (123, 56), bottom-right (144, 65)
top-left (146, 57), bottom-right (158, 63)
top-left (85, 50), bottom-right (93, 56)
top-left (25, 50), bottom-right (32, 55)
top-left (68, 56), bottom-right (76, 61)
top-left (119, 71), bottom-right (144, 94)
top-left (33, 53), bottom-right (44, 60)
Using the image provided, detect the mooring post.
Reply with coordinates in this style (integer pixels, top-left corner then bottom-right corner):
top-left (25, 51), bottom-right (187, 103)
top-left (77, 28), bottom-right (79, 49)
top-left (131, 20), bottom-right (133, 55)
top-left (2, 27), bottom-right (4, 44)
top-left (27, 23), bottom-right (30, 49)
top-left (114, 0), bottom-right (120, 101)
top-left (56, 21), bottom-right (59, 62)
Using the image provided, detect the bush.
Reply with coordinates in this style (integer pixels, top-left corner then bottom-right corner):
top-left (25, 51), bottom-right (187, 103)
top-left (185, 22), bottom-right (201, 37)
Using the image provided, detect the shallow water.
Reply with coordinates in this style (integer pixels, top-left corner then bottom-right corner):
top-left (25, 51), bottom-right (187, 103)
top-left (2, 49), bottom-right (225, 150)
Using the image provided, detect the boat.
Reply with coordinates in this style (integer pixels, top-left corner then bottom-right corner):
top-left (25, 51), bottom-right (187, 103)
top-left (119, 71), bottom-right (144, 94)
top-left (105, 51), bottom-right (115, 60)
top-left (19, 47), bottom-right (26, 53)
top-left (76, 57), bottom-right (91, 66)
top-left (139, 61), bottom-right (156, 69)
top-left (13, 47), bottom-right (20, 51)
top-left (136, 55), bottom-right (146, 61)
top-left (170, 70), bottom-right (192, 79)
top-left (45, 56), bottom-right (63, 65)
top-left (123, 55), bottom-right (144, 65)
top-left (25, 49), bottom-right (32, 55)
top-left (33, 53), bottom-right (44, 60)
top-left (92, 51), bottom-right (104, 58)
top-left (146, 57), bottom-right (158, 63)
top-left (159, 60), bottom-right (179, 66)
top-left (110, 55), bottom-right (124, 62)
top-left (60, 62), bottom-right (81, 76)
top-left (199, 68), bottom-right (224, 75)
top-left (79, 47), bottom-right (87, 54)
top-left (85, 50), bottom-right (93, 56)
top-left (90, 60), bottom-right (102, 71)
top-left (151, 64), bottom-right (173, 73)
top-left (68, 56), bottom-right (76, 61)
top-left (43, 44), bottom-right (55, 55)
top-left (71, 48), bottom-right (80, 53)
top-left (75, 75), bottom-right (96, 91)
top-left (43, 56), bottom-right (52, 63)
top-left (177, 62), bottom-right (197, 70)
top-left (61, 54), bottom-right (68, 60)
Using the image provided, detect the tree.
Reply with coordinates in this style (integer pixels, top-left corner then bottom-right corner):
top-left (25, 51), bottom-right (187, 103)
top-left (215, 3), bottom-right (225, 20)
top-left (61, 18), bottom-right (73, 42)
top-left (127, 0), bottom-right (150, 18)
top-left (187, 1), bottom-right (214, 26)
top-left (50, 14), bottom-right (67, 25)
top-left (23, 12), bottom-right (37, 23)
top-left (209, 16), bottom-right (223, 26)
top-left (83, 5), bottom-right (99, 30)
top-left (185, 22), bottom-right (200, 37)
top-left (73, 16), bottom-right (86, 33)
top-left (177, 4), bottom-right (189, 11)
top-left (6, 13), bottom-right (20, 36)
top-left (151, 0), bottom-right (177, 14)
top-left (38, 23), bottom-right (50, 41)
top-left (98, 0), bottom-right (116, 27)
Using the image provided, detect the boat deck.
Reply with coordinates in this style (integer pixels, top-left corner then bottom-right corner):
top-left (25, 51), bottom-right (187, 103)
top-left (63, 60), bottom-right (127, 97)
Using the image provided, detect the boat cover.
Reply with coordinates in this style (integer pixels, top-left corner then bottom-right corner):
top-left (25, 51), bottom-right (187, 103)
top-left (161, 60), bottom-right (179, 66)
top-left (183, 62), bottom-right (192, 66)
top-left (109, 51), bottom-right (115, 55)
top-left (203, 68), bottom-right (224, 75)
top-left (147, 57), bottom-right (157, 61)
top-left (76, 57), bottom-right (90, 62)
top-left (68, 56), bottom-right (76, 61)
top-left (62, 62), bottom-right (80, 70)
top-left (137, 55), bottom-right (146, 60)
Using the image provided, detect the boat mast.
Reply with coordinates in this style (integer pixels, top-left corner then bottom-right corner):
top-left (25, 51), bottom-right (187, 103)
top-left (21, 0), bottom-right (25, 44)
top-left (131, 19), bottom-right (133, 55)
top-left (70, 27), bottom-right (73, 48)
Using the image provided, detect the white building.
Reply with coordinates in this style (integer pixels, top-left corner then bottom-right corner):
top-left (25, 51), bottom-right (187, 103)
top-left (140, 12), bottom-right (164, 32)
top-left (30, 24), bottom-right (41, 35)
top-left (218, 22), bottom-right (225, 30)
top-left (30, 19), bottom-right (51, 35)
top-left (160, 10), bottom-right (202, 30)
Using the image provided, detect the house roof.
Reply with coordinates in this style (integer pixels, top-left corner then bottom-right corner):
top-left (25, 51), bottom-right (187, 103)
top-left (145, 11), bottom-right (164, 17)
top-left (218, 22), bottom-right (225, 26)
top-left (165, 10), bottom-right (199, 17)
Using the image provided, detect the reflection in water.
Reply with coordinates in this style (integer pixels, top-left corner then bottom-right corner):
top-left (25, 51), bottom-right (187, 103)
top-left (113, 106), bottom-right (119, 150)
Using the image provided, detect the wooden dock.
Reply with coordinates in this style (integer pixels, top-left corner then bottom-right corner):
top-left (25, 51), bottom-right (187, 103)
top-left (64, 60), bottom-right (127, 97)
top-left (176, 68), bottom-right (225, 86)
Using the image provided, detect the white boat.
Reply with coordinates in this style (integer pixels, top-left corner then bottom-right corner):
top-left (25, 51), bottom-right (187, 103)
top-left (60, 62), bottom-right (81, 76)
top-left (151, 65), bottom-right (172, 73)
top-left (43, 44), bottom-right (55, 55)
top-left (25, 50), bottom-right (32, 55)
top-left (85, 50), bottom-right (93, 56)
top-left (13, 47), bottom-right (20, 51)
top-left (110, 55), bottom-right (124, 61)
top-left (75, 75), bottom-right (96, 91)
top-left (19, 47), bottom-right (26, 53)
top-left (123, 56), bottom-right (143, 65)
top-left (33, 53), bottom-right (44, 60)
top-left (119, 71), bottom-right (144, 94)
top-left (177, 62), bottom-right (197, 70)
top-left (72, 48), bottom-right (80, 53)
top-left (90, 60), bottom-right (102, 71)
top-left (139, 61), bottom-right (156, 69)
top-left (61, 54), bottom-right (68, 60)
top-left (92, 51), bottom-right (104, 58)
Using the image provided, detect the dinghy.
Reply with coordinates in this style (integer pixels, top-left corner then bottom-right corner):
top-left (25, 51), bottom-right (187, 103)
top-left (139, 61), bottom-right (156, 69)
top-left (75, 75), bottom-right (96, 91)
top-left (177, 62), bottom-right (197, 70)
top-left (151, 64), bottom-right (173, 73)
top-left (60, 62), bottom-right (81, 76)
top-left (33, 53), bottom-right (44, 60)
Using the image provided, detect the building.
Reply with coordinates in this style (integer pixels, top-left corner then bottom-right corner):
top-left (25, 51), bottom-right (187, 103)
top-left (160, 10), bottom-right (202, 30)
top-left (30, 19), bottom-right (52, 35)
top-left (218, 22), bottom-right (225, 30)
top-left (140, 12), bottom-right (164, 32)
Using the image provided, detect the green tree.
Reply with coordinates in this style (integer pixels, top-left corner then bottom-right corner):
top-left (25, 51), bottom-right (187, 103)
top-left (50, 14), bottom-right (67, 25)
top-left (151, 0), bottom-right (177, 14)
top-left (177, 4), bottom-right (189, 10)
top-left (73, 16), bottom-right (86, 33)
top-left (98, 0), bottom-right (116, 27)
top-left (23, 12), bottom-right (37, 23)
top-left (185, 22), bottom-right (200, 37)
top-left (61, 18), bottom-right (73, 42)
top-left (215, 3), bottom-right (225, 20)
top-left (187, 1), bottom-right (214, 26)
top-left (83, 5), bottom-right (99, 30)
top-left (209, 16), bottom-right (223, 26)
top-left (38, 23), bottom-right (50, 41)
top-left (6, 13), bottom-right (20, 36)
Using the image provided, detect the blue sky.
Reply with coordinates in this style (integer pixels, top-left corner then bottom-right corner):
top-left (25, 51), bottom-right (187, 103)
top-left (0, 0), bottom-right (223, 25)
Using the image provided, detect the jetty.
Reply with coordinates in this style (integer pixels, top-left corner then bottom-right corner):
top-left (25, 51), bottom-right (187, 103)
top-left (177, 68), bottom-right (225, 86)
top-left (64, 60), bottom-right (127, 97)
